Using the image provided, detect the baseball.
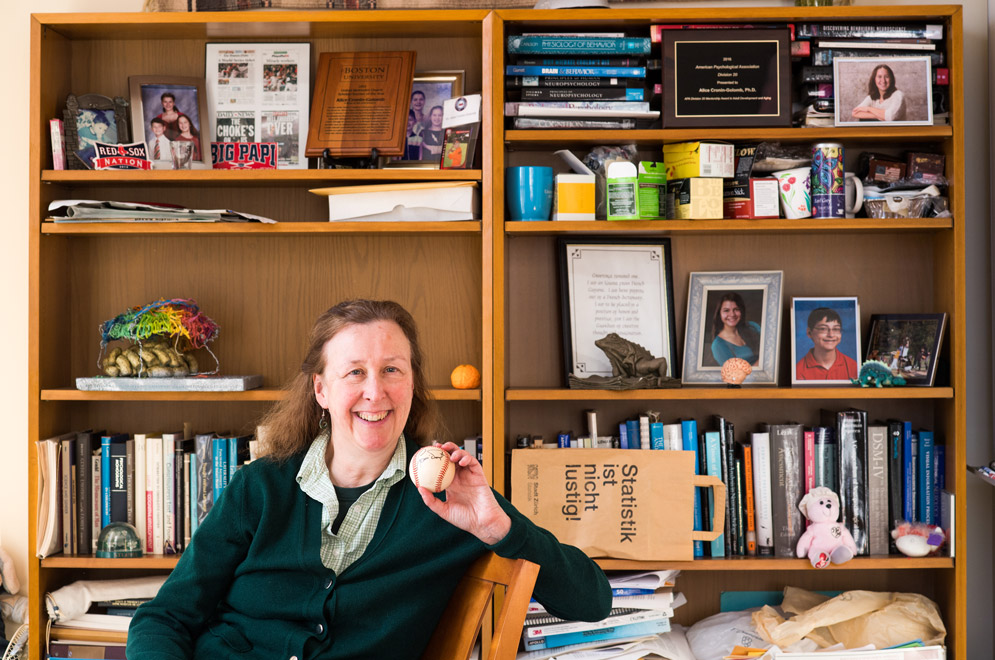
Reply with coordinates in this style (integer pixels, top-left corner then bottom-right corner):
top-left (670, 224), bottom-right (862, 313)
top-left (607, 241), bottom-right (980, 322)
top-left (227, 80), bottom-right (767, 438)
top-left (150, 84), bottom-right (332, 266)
top-left (409, 446), bottom-right (455, 493)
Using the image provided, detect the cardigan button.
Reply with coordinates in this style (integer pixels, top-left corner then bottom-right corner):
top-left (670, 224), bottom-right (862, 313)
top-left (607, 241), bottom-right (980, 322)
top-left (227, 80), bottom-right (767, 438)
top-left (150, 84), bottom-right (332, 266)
top-left (324, 578), bottom-right (334, 589)
top-left (290, 656), bottom-right (299, 660)
top-left (316, 623), bottom-right (324, 634)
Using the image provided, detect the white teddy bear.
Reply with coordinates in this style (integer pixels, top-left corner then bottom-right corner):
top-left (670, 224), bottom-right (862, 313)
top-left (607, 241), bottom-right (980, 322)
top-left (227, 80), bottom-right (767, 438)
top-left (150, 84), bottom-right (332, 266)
top-left (795, 486), bottom-right (858, 568)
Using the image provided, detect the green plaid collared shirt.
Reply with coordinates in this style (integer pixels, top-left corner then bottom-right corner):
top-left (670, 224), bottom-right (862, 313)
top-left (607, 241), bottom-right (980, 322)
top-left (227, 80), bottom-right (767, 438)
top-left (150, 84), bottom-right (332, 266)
top-left (296, 430), bottom-right (408, 575)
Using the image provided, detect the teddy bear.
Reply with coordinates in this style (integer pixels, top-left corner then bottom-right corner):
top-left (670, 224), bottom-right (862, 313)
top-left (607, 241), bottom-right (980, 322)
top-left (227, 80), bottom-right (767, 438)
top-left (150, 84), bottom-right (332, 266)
top-left (796, 486), bottom-right (858, 568)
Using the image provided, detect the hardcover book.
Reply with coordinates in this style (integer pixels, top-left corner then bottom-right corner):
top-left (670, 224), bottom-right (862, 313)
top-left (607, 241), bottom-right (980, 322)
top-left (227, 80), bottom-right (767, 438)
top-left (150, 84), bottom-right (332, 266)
top-left (73, 429), bottom-right (101, 556)
top-left (918, 430), bottom-right (935, 525)
top-left (822, 408), bottom-right (869, 556)
top-left (750, 430), bottom-right (774, 556)
top-left (506, 35), bottom-right (652, 55)
top-left (101, 432), bottom-right (129, 531)
top-left (712, 415), bottom-right (735, 556)
top-left (506, 65), bottom-right (646, 78)
top-left (867, 423), bottom-right (890, 555)
top-left (887, 420), bottom-right (905, 553)
top-left (768, 423), bottom-right (805, 558)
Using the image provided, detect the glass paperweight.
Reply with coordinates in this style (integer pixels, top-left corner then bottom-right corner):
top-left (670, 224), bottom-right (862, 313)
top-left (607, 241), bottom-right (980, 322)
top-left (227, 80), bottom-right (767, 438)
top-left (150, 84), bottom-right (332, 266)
top-left (96, 522), bottom-right (143, 558)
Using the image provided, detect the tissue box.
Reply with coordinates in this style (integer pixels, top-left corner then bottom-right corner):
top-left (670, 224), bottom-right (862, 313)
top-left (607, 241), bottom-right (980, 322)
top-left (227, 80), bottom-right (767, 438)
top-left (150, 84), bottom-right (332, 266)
top-left (553, 173), bottom-right (595, 220)
top-left (667, 177), bottom-right (723, 219)
top-left (663, 141), bottom-right (734, 179)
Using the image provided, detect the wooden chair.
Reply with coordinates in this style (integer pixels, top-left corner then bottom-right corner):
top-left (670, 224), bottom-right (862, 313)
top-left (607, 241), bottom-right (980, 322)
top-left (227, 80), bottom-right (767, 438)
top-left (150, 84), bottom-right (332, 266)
top-left (420, 552), bottom-right (540, 660)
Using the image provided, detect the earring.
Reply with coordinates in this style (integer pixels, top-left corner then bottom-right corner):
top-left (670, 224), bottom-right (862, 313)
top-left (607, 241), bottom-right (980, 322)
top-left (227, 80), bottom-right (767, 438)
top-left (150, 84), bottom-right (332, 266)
top-left (318, 408), bottom-right (328, 430)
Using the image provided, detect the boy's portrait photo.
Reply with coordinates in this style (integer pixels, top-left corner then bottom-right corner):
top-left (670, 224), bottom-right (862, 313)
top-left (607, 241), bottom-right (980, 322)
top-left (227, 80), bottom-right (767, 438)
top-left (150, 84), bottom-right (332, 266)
top-left (791, 297), bottom-right (861, 386)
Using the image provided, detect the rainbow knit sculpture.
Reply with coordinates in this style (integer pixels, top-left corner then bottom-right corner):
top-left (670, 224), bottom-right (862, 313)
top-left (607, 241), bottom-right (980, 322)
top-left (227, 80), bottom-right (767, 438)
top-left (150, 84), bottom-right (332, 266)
top-left (98, 298), bottom-right (219, 377)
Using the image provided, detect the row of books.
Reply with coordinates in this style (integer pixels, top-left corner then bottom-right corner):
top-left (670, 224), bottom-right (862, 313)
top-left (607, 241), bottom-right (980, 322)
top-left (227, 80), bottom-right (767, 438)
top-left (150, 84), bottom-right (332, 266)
top-left (518, 570), bottom-right (682, 657)
top-left (36, 429), bottom-right (254, 559)
top-left (514, 409), bottom-right (951, 560)
top-left (504, 33), bottom-right (659, 130)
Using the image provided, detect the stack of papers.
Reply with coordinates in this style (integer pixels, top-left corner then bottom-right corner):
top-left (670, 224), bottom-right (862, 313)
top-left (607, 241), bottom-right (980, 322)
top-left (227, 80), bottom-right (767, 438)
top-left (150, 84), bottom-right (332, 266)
top-left (47, 200), bottom-right (276, 223)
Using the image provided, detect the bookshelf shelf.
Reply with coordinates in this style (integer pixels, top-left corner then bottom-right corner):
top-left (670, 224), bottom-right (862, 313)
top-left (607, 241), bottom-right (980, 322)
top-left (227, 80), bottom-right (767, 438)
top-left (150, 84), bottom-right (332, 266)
top-left (595, 556), bottom-right (955, 572)
top-left (40, 387), bottom-right (481, 402)
top-left (506, 387), bottom-right (955, 401)
top-left (41, 221), bottom-right (483, 236)
top-left (503, 218), bottom-right (953, 235)
top-left (41, 555), bottom-right (181, 569)
top-left (42, 169), bottom-right (484, 185)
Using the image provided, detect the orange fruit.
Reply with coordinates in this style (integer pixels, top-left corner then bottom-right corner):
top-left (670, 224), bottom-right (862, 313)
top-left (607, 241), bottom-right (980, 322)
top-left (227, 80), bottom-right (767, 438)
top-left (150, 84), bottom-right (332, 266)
top-left (450, 364), bottom-right (481, 389)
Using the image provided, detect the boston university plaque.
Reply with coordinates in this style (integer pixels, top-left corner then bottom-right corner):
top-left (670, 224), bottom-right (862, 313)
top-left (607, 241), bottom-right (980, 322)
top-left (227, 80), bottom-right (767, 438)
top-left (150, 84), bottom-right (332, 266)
top-left (662, 29), bottom-right (791, 128)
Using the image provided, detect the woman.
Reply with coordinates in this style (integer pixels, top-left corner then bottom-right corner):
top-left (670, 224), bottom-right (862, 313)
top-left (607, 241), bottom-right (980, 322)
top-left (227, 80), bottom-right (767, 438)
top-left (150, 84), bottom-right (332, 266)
top-left (402, 109), bottom-right (423, 161)
top-left (851, 64), bottom-right (906, 122)
top-left (421, 105), bottom-right (445, 160)
top-left (173, 114), bottom-right (201, 161)
top-left (709, 292), bottom-right (761, 366)
top-left (155, 92), bottom-right (184, 139)
top-left (409, 89), bottom-right (426, 126)
top-left (127, 300), bottom-right (611, 659)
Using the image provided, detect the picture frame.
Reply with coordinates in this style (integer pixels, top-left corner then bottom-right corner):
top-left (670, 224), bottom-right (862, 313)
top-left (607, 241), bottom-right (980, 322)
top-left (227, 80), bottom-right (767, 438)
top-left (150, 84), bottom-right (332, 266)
top-left (557, 237), bottom-right (677, 384)
top-left (791, 296), bottom-right (861, 386)
top-left (833, 56), bottom-right (933, 126)
top-left (205, 42), bottom-right (311, 169)
top-left (385, 70), bottom-right (465, 168)
top-left (864, 313), bottom-right (947, 386)
top-left (682, 271), bottom-right (783, 386)
top-left (63, 93), bottom-right (130, 170)
top-left (129, 75), bottom-right (211, 168)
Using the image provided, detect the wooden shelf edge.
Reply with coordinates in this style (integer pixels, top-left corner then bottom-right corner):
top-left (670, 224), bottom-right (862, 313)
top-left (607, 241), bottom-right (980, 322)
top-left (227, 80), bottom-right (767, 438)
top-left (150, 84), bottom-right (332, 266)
top-left (41, 554), bottom-right (180, 569)
top-left (40, 387), bottom-right (479, 401)
top-left (42, 168), bottom-right (483, 184)
top-left (595, 556), bottom-right (954, 571)
top-left (506, 387), bottom-right (954, 401)
top-left (504, 126), bottom-right (952, 145)
top-left (41, 221), bottom-right (483, 235)
top-left (504, 218), bottom-right (953, 234)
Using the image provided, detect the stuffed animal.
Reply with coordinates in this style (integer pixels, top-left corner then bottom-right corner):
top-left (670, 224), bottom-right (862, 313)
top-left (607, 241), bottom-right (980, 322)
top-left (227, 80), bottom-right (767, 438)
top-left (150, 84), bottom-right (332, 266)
top-left (796, 487), bottom-right (858, 568)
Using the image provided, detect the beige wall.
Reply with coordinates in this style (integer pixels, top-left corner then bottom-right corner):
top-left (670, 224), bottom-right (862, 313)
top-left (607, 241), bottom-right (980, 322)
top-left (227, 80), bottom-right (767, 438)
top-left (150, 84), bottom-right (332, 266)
top-left (2, 0), bottom-right (991, 655)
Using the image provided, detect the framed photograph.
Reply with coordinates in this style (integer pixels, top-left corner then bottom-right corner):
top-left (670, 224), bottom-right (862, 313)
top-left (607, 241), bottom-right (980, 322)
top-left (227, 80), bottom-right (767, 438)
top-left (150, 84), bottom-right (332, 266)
top-left (833, 56), bottom-right (933, 126)
top-left (205, 43), bottom-right (311, 169)
top-left (557, 237), bottom-right (677, 383)
top-left (63, 93), bottom-right (130, 170)
top-left (386, 70), bottom-right (465, 168)
top-left (683, 271), bottom-right (783, 386)
top-left (865, 313), bottom-right (947, 386)
top-left (129, 76), bottom-right (211, 168)
top-left (791, 297), bottom-right (861, 386)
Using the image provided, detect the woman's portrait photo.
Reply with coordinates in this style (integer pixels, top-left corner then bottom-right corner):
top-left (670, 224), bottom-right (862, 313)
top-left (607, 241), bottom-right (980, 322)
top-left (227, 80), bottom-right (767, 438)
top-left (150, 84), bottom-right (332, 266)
top-left (389, 71), bottom-right (463, 166)
top-left (682, 270), bottom-right (783, 386)
top-left (834, 56), bottom-right (933, 126)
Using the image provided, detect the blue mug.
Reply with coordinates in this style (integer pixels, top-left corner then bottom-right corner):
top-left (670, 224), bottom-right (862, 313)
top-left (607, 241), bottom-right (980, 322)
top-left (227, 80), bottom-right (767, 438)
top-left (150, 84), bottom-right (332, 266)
top-left (506, 166), bottom-right (554, 221)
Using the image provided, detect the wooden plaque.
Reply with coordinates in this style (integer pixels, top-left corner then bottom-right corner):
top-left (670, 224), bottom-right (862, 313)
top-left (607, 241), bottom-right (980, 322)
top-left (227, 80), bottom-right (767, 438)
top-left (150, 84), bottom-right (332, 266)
top-left (305, 51), bottom-right (416, 158)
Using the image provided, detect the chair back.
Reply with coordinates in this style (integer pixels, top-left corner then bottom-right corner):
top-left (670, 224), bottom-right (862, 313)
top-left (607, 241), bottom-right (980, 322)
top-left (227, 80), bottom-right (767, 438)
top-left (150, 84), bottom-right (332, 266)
top-left (420, 552), bottom-right (539, 660)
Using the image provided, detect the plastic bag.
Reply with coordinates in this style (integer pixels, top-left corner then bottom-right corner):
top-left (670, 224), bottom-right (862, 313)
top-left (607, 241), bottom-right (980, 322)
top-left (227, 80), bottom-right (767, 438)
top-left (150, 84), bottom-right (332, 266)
top-left (752, 586), bottom-right (946, 650)
top-left (862, 185), bottom-right (941, 219)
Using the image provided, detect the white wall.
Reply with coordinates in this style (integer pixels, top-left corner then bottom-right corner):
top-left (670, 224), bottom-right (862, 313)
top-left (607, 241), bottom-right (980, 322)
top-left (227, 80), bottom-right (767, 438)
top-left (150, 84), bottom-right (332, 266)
top-left (2, 0), bottom-right (991, 655)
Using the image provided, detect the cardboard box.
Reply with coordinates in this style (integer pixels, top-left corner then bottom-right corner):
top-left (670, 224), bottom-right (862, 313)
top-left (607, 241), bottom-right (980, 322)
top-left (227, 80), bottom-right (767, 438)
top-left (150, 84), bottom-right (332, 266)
top-left (667, 177), bottom-right (723, 219)
top-left (637, 161), bottom-right (667, 219)
top-left (510, 448), bottom-right (724, 560)
top-left (662, 141), bottom-right (734, 179)
top-left (553, 173), bottom-right (595, 220)
top-left (724, 178), bottom-right (780, 219)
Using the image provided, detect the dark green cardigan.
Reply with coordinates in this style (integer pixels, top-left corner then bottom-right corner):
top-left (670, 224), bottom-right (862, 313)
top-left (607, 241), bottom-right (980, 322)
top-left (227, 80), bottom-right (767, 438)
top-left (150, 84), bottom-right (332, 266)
top-left (127, 438), bottom-right (612, 659)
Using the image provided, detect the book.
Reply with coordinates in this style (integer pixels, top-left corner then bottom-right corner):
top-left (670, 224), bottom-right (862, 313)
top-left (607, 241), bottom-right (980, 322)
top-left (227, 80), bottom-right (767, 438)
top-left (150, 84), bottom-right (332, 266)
top-left (133, 434), bottom-right (147, 558)
top-left (518, 87), bottom-right (646, 101)
top-left (812, 426), bottom-right (837, 493)
top-left (48, 641), bottom-right (127, 659)
top-left (37, 433), bottom-right (74, 558)
top-left (750, 430), bottom-right (774, 557)
top-left (650, 22), bottom-right (794, 42)
top-left (799, 66), bottom-right (834, 83)
top-left (183, 453), bottom-right (193, 549)
top-left (802, 429), bottom-right (816, 499)
top-left (932, 444), bottom-right (945, 528)
top-left (702, 431), bottom-right (724, 558)
top-left (145, 436), bottom-right (163, 554)
top-left (195, 432), bottom-right (217, 524)
top-left (523, 608), bottom-right (661, 639)
top-left (506, 35), bottom-right (652, 55)
top-left (91, 452), bottom-right (101, 554)
top-left (867, 423), bottom-right (890, 555)
top-left (887, 420), bottom-right (905, 553)
top-left (61, 437), bottom-right (75, 554)
top-left (228, 434), bottom-right (252, 481)
top-left (712, 415), bottom-right (734, 556)
top-left (918, 429), bottom-right (935, 525)
top-left (811, 47), bottom-right (944, 67)
top-left (638, 415), bottom-right (650, 450)
top-left (740, 440), bottom-right (757, 556)
top-left (514, 57), bottom-right (647, 67)
top-left (125, 439), bottom-right (135, 526)
top-left (189, 451), bottom-right (200, 537)
top-left (823, 408), bottom-right (869, 556)
top-left (680, 419), bottom-right (704, 557)
top-left (768, 423), bottom-right (805, 558)
top-left (523, 615), bottom-right (670, 651)
top-left (162, 434), bottom-right (176, 554)
top-left (511, 117), bottom-right (639, 130)
top-left (732, 452), bottom-right (746, 556)
top-left (648, 422), bottom-right (664, 450)
top-left (902, 421), bottom-right (918, 522)
top-left (504, 101), bottom-right (656, 119)
top-left (506, 65), bottom-right (646, 78)
top-left (213, 435), bottom-right (230, 504)
top-left (795, 22), bottom-right (943, 40)
top-left (815, 38), bottom-right (937, 51)
top-left (74, 430), bottom-right (100, 555)
top-left (50, 118), bottom-right (66, 170)
top-left (100, 433), bottom-right (129, 531)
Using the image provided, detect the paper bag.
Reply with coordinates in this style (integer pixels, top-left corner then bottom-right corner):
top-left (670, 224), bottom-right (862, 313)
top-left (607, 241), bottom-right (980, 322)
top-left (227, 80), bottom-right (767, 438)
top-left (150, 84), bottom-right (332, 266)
top-left (510, 449), bottom-right (725, 560)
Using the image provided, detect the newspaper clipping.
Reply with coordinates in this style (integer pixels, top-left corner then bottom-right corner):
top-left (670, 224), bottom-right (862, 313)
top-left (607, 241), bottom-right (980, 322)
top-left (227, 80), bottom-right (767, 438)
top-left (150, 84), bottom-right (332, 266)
top-left (206, 43), bottom-right (310, 169)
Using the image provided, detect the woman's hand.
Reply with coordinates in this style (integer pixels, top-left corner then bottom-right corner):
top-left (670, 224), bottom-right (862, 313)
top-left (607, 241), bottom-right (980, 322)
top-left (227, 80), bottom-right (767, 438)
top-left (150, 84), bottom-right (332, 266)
top-left (415, 442), bottom-right (511, 545)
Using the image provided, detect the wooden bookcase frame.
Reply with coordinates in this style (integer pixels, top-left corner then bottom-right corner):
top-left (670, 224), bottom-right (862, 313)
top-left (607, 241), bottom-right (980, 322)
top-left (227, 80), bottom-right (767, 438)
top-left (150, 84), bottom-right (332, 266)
top-left (27, 7), bottom-right (964, 660)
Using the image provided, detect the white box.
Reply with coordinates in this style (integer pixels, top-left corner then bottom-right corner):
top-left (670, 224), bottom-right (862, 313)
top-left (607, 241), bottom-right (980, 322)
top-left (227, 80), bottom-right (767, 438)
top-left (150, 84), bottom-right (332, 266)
top-left (310, 181), bottom-right (479, 222)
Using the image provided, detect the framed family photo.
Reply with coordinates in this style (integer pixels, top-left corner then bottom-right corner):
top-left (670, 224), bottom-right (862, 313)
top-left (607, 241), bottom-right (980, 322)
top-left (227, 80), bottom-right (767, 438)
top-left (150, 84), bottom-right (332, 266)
top-left (865, 313), bottom-right (947, 386)
top-left (129, 75), bottom-right (211, 168)
top-left (387, 70), bottom-right (465, 168)
top-left (791, 297), bottom-right (861, 386)
top-left (682, 271), bottom-right (783, 386)
top-left (558, 237), bottom-right (677, 383)
top-left (63, 93), bottom-right (130, 170)
top-left (833, 56), bottom-right (933, 126)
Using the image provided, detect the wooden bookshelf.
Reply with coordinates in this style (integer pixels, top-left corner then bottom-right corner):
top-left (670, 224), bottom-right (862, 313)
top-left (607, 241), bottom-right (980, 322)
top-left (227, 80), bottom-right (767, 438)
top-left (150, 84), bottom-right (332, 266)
top-left (28, 6), bottom-right (966, 660)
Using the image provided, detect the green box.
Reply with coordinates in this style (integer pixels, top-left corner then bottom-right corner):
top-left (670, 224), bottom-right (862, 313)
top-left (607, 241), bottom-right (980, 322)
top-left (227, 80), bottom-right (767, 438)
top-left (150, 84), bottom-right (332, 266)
top-left (637, 162), bottom-right (668, 219)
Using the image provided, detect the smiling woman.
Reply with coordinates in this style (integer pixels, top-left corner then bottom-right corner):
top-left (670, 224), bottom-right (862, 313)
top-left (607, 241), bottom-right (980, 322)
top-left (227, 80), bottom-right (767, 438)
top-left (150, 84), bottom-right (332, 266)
top-left (125, 299), bottom-right (612, 660)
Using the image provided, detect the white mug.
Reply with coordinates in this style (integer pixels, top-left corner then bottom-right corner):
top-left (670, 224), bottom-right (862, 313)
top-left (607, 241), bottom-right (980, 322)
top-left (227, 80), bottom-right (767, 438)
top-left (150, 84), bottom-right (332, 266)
top-left (845, 172), bottom-right (864, 218)
top-left (773, 167), bottom-right (812, 219)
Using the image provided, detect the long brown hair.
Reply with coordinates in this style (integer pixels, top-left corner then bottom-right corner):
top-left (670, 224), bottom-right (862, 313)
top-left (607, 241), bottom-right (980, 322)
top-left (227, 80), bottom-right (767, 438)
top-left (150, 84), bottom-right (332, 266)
top-left (258, 299), bottom-right (439, 462)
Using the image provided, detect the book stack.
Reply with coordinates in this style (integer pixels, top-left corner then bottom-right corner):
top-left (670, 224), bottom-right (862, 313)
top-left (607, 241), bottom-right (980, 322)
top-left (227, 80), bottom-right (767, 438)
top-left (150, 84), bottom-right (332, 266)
top-left (35, 429), bottom-right (253, 559)
top-left (517, 570), bottom-right (684, 659)
top-left (504, 33), bottom-right (659, 130)
top-left (791, 22), bottom-right (949, 126)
